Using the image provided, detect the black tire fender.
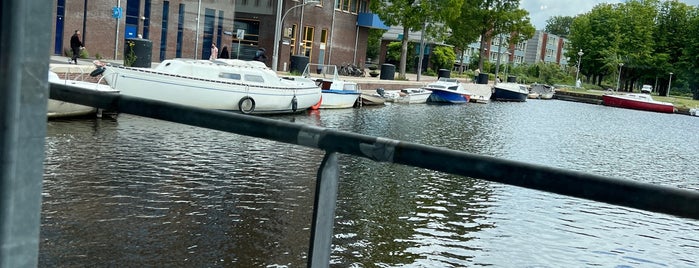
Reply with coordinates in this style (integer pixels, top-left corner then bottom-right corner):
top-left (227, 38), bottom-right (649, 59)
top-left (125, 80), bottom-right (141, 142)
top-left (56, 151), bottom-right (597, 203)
top-left (238, 96), bottom-right (255, 114)
top-left (90, 67), bottom-right (105, 77)
top-left (291, 96), bottom-right (298, 112)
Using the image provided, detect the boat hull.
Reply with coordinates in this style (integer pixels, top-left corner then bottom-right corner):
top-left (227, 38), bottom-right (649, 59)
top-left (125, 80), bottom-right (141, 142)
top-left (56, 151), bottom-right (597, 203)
top-left (319, 90), bottom-right (361, 109)
top-left (102, 64), bottom-right (321, 114)
top-left (427, 89), bottom-right (471, 104)
top-left (48, 72), bottom-right (119, 118)
top-left (492, 83), bottom-right (528, 102)
top-left (359, 93), bottom-right (385, 106)
top-left (602, 94), bottom-right (675, 113)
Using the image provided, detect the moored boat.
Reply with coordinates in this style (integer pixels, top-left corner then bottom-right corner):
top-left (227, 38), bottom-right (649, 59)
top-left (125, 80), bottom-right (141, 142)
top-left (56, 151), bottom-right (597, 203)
top-left (492, 82), bottom-right (528, 102)
top-left (48, 69), bottom-right (119, 118)
top-left (303, 64), bottom-right (361, 109)
top-left (96, 59), bottom-right (321, 114)
top-left (359, 90), bottom-right (386, 106)
top-left (529, 84), bottom-right (555, 99)
top-left (425, 78), bottom-right (471, 104)
top-left (378, 88), bottom-right (432, 104)
top-left (602, 93), bottom-right (675, 113)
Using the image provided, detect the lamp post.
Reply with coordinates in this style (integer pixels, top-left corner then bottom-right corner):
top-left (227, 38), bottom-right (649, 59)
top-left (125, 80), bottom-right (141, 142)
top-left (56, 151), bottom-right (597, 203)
top-left (574, 49), bottom-right (583, 87)
top-left (272, 0), bottom-right (319, 71)
top-left (616, 63), bottom-right (623, 92)
top-left (667, 72), bottom-right (673, 97)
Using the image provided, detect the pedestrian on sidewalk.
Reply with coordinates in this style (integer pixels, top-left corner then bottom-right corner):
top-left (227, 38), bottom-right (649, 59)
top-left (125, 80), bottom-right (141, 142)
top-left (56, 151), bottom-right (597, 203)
top-left (69, 30), bottom-right (84, 64)
top-left (210, 43), bottom-right (218, 60)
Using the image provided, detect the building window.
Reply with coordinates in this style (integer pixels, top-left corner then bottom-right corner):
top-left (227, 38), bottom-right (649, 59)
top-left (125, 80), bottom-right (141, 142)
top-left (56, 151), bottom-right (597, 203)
top-left (290, 24), bottom-right (297, 56)
top-left (159, 1), bottom-right (169, 61)
top-left (302, 26), bottom-right (314, 60)
top-left (176, 3), bottom-right (184, 57)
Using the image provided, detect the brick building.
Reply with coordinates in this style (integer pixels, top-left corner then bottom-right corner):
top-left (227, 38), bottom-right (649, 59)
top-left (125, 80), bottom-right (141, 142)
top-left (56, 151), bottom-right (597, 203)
top-left (51, 0), bottom-right (385, 71)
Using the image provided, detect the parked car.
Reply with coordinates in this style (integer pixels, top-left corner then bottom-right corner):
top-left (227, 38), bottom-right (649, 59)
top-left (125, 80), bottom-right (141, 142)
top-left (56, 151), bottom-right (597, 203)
top-left (641, 84), bottom-right (653, 94)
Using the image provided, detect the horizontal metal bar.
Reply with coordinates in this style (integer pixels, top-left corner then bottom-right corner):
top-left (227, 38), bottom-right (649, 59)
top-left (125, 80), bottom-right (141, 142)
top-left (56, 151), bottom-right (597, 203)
top-left (50, 83), bottom-right (699, 220)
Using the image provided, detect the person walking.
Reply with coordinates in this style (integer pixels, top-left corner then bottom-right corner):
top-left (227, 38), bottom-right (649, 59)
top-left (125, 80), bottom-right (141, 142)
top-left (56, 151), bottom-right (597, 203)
top-left (219, 46), bottom-right (229, 59)
top-left (252, 48), bottom-right (267, 63)
top-left (210, 43), bottom-right (218, 60)
top-left (69, 30), bottom-right (83, 64)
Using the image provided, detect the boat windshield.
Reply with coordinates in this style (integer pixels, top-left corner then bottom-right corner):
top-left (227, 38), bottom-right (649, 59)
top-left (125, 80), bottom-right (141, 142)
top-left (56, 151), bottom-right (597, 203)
top-left (219, 73), bottom-right (241, 80)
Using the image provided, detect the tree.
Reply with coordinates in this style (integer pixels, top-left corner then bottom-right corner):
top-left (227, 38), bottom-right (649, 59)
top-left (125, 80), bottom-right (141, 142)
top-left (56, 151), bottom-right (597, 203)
top-left (463, 0), bottom-right (534, 72)
top-left (370, 0), bottom-right (463, 78)
top-left (430, 46), bottom-right (456, 70)
top-left (544, 16), bottom-right (574, 37)
top-left (681, 8), bottom-right (699, 99)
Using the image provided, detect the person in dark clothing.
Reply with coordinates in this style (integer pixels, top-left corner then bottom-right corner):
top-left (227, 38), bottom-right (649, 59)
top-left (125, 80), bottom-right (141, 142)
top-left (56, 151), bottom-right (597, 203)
top-left (219, 46), bottom-right (230, 59)
top-left (252, 48), bottom-right (267, 63)
top-left (69, 30), bottom-right (83, 64)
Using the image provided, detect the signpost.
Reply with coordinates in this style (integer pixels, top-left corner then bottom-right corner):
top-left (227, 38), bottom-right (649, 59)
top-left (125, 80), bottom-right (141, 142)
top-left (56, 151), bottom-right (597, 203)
top-left (113, 4), bottom-right (123, 60)
top-left (236, 29), bottom-right (245, 59)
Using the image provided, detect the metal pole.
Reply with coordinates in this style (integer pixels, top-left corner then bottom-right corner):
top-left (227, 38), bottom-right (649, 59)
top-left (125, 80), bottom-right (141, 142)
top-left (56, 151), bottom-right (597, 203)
top-left (307, 152), bottom-right (340, 267)
top-left (114, 0), bottom-right (121, 60)
top-left (272, 0), bottom-right (283, 71)
top-left (667, 72), bottom-right (673, 97)
top-left (1, 0), bottom-right (51, 266)
top-left (195, 0), bottom-right (201, 59)
top-left (575, 49), bottom-right (583, 87)
top-left (616, 63), bottom-right (623, 92)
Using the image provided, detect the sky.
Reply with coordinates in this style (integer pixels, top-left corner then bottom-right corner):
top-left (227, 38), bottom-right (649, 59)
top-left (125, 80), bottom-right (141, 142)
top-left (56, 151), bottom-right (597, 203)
top-left (521, 0), bottom-right (699, 30)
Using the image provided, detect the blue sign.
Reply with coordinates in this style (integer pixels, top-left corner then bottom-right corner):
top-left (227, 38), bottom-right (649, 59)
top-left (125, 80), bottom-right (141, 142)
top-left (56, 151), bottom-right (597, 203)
top-left (112, 7), bottom-right (123, 19)
top-left (125, 25), bottom-right (137, 38)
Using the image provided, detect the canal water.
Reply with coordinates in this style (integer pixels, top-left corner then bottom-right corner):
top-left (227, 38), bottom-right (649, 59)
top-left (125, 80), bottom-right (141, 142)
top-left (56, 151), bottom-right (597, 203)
top-left (40, 100), bottom-right (699, 267)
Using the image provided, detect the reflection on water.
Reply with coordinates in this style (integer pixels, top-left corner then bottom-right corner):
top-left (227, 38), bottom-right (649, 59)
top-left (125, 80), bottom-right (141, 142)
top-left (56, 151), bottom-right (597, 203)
top-left (41, 100), bottom-right (699, 266)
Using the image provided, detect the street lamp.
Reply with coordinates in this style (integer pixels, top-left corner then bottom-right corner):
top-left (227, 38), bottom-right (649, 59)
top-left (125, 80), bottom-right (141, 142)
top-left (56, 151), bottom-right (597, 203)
top-left (616, 63), bottom-right (623, 92)
top-left (667, 72), bottom-right (673, 97)
top-left (574, 49), bottom-right (583, 87)
top-left (272, 0), bottom-right (319, 71)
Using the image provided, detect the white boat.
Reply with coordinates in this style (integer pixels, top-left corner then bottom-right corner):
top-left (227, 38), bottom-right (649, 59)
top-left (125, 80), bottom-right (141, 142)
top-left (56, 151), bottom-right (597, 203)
top-left (529, 84), bottom-right (555, 99)
top-left (378, 88), bottom-right (432, 104)
top-left (302, 64), bottom-right (361, 109)
top-left (97, 59), bottom-right (321, 114)
top-left (492, 82), bottom-right (528, 102)
top-left (48, 69), bottom-right (119, 118)
top-left (359, 90), bottom-right (386, 106)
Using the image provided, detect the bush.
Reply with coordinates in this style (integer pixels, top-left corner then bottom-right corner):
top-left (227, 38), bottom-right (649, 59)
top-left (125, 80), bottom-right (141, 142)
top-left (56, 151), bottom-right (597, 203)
top-left (430, 46), bottom-right (456, 71)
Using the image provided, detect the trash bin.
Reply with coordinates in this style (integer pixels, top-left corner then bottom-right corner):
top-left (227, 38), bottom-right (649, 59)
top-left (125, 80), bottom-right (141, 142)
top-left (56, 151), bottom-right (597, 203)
top-left (507, 76), bottom-right (516, 83)
top-left (290, 55), bottom-right (309, 74)
top-left (124, 38), bottom-right (152, 67)
top-left (438, 69), bottom-right (451, 79)
top-left (477, 73), bottom-right (489, 84)
top-left (380, 64), bottom-right (395, 80)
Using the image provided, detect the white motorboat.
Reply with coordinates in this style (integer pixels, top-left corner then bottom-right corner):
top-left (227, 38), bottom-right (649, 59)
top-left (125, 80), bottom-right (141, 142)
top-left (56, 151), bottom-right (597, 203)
top-left (96, 59), bottom-right (321, 114)
top-left (425, 78), bottom-right (472, 104)
top-left (302, 64), bottom-right (361, 109)
top-left (378, 88), bottom-right (432, 104)
top-left (48, 69), bottom-right (119, 119)
top-left (492, 82), bottom-right (528, 102)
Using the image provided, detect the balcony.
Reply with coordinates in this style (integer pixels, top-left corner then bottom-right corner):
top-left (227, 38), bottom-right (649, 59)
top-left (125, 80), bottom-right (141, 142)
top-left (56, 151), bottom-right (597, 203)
top-left (357, 12), bottom-right (388, 29)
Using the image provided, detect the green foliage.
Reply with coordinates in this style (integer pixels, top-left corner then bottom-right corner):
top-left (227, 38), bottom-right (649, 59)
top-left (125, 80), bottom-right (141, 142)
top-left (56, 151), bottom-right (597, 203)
top-left (124, 40), bottom-right (137, 67)
top-left (94, 53), bottom-right (102, 60)
top-left (545, 16), bottom-right (574, 37)
top-left (366, 28), bottom-right (385, 62)
top-left (430, 46), bottom-right (456, 71)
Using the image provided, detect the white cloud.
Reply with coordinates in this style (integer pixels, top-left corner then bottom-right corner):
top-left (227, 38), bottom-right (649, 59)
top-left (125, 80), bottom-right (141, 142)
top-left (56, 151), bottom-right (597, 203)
top-left (521, 0), bottom-right (699, 30)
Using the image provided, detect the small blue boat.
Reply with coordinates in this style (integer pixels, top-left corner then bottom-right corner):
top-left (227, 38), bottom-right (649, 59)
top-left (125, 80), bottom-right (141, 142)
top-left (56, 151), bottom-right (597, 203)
top-left (426, 78), bottom-right (472, 104)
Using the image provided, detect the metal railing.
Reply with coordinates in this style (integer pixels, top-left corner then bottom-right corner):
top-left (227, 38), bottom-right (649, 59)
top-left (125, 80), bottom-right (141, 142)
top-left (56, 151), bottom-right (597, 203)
top-left (49, 83), bottom-right (699, 267)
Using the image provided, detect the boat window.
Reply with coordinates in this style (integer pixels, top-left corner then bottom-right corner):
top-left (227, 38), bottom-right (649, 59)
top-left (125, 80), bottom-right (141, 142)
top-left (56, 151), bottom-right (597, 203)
top-left (343, 84), bottom-right (357, 91)
top-left (219, 73), bottom-right (241, 80)
top-left (244, 74), bottom-right (264, 83)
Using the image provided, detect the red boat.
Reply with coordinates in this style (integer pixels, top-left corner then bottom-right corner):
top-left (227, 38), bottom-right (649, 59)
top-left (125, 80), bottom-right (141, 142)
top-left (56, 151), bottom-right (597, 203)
top-left (602, 93), bottom-right (675, 113)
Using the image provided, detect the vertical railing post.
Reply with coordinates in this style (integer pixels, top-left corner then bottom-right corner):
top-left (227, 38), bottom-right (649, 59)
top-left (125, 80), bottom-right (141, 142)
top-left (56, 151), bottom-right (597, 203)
top-left (0, 0), bottom-right (52, 267)
top-left (307, 152), bottom-right (339, 268)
